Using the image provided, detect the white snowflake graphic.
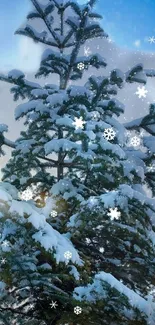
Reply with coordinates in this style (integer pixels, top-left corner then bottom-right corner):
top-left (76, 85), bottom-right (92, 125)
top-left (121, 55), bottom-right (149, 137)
top-left (29, 304), bottom-right (35, 310)
top-left (50, 210), bottom-right (57, 218)
top-left (108, 37), bottom-right (113, 43)
top-left (0, 258), bottom-right (6, 265)
top-left (2, 240), bottom-right (9, 248)
top-left (50, 301), bottom-right (58, 309)
top-left (147, 164), bottom-right (155, 172)
top-left (135, 86), bottom-right (148, 99)
top-left (84, 46), bottom-right (92, 57)
top-left (107, 207), bottom-right (121, 220)
top-left (72, 116), bottom-right (86, 130)
top-left (103, 128), bottom-right (116, 141)
top-left (77, 62), bottom-right (85, 70)
top-left (99, 247), bottom-right (104, 253)
top-left (20, 188), bottom-right (33, 201)
top-left (130, 136), bottom-right (141, 147)
top-left (64, 251), bottom-right (72, 260)
top-left (74, 306), bottom-right (82, 315)
top-left (148, 36), bottom-right (155, 44)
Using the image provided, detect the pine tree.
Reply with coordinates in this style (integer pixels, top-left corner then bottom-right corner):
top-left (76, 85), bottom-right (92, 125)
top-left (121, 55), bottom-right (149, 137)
top-left (124, 97), bottom-right (155, 197)
top-left (0, 0), bottom-right (155, 324)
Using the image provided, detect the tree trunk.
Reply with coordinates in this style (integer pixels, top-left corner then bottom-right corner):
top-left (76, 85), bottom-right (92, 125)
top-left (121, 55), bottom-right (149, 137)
top-left (57, 128), bottom-right (64, 181)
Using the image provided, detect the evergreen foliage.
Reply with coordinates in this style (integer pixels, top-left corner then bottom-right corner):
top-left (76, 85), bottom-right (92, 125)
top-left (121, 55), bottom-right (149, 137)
top-left (0, 1), bottom-right (155, 324)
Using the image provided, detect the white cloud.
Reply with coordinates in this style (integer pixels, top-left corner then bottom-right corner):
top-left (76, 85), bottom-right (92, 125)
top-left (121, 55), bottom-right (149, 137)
top-left (15, 37), bottom-right (43, 72)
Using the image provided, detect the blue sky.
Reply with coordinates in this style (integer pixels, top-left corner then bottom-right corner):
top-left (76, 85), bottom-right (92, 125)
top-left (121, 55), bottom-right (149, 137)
top-left (98, 0), bottom-right (155, 50)
top-left (0, 0), bottom-right (155, 71)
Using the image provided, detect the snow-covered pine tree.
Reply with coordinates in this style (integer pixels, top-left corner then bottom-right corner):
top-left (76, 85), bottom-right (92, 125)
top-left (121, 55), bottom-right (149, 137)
top-left (0, 181), bottom-right (83, 325)
top-left (0, 0), bottom-right (155, 324)
top-left (124, 98), bottom-right (155, 197)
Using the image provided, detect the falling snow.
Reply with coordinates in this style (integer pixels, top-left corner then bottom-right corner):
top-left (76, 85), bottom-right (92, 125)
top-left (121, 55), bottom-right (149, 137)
top-left (103, 128), bottom-right (116, 141)
top-left (77, 62), bottom-right (85, 70)
top-left (130, 136), bottom-right (141, 147)
top-left (72, 116), bottom-right (86, 130)
top-left (107, 208), bottom-right (121, 221)
top-left (64, 251), bottom-right (72, 260)
top-left (84, 46), bottom-right (92, 57)
top-left (74, 306), bottom-right (82, 315)
top-left (148, 36), bottom-right (155, 44)
top-left (135, 86), bottom-right (148, 99)
top-left (50, 301), bottom-right (58, 309)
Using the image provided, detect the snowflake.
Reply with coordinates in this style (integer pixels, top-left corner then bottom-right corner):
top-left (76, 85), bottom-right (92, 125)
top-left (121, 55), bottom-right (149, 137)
top-left (2, 240), bottom-right (9, 248)
top-left (135, 86), bottom-right (148, 99)
top-left (77, 62), bottom-right (85, 70)
top-left (74, 306), bottom-right (82, 315)
top-left (147, 164), bottom-right (155, 172)
top-left (0, 258), bottom-right (6, 265)
top-left (148, 36), bottom-right (155, 44)
top-left (64, 251), bottom-right (72, 260)
top-left (130, 136), bottom-right (141, 147)
top-left (84, 46), bottom-right (91, 57)
top-left (50, 210), bottom-right (57, 218)
top-left (20, 188), bottom-right (33, 201)
top-left (99, 247), bottom-right (104, 253)
top-left (108, 37), bottom-right (113, 43)
top-left (107, 207), bottom-right (121, 220)
top-left (72, 117), bottom-right (86, 130)
top-left (91, 111), bottom-right (100, 121)
top-left (103, 128), bottom-right (116, 141)
top-left (29, 304), bottom-right (35, 310)
top-left (50, 301), bottom-right (58, 309)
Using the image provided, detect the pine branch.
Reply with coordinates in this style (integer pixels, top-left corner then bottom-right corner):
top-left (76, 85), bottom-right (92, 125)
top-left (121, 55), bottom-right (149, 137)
top-left (88, 0), bottom-right (97, 7)
top-left (0, 312), bottom-right (10, 325)
top-left (0, 306), bottom-right (33, 316)
top-left (37, 155), bottom-right (81, 167)
top-left (1, 138), bottom-right (83, 169)
top-left (3, 137), bottom-right (16, 149)
top-left (31, 0), bottom-right (61, 46)
top-left (61, 5), bottom-right (93, 89)
top-left (144, 69), bottom-right (155, 77)
top-left (15, 26), bottom-right (58, 48)
top-left (12, 257), bottom-right (50, 324)
top-left (72, 238), bottom-right (106, 262)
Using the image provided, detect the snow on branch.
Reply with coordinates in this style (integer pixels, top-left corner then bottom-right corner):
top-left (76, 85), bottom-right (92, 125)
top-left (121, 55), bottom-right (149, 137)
top-left (0, 182), bottom-right (82, 266)
top-left (74, 271), bottom-right (155, 324)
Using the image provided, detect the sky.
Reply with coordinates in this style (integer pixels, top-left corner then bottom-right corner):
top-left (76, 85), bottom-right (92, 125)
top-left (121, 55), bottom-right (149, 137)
top-left (0, 0), bottom-right (155, 176)
top-left (97, 0), bottom-right (155, 50)
top-left (1, 0), bottom-right (155, 72)
top-left (0, 0), bottom-right (42, 72)
top-left (80, 0), bottom-right (155, 51)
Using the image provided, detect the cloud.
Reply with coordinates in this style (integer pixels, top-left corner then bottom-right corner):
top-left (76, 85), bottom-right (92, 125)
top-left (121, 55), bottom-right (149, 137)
top-left (15, 37), bottom-right (43, 72)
